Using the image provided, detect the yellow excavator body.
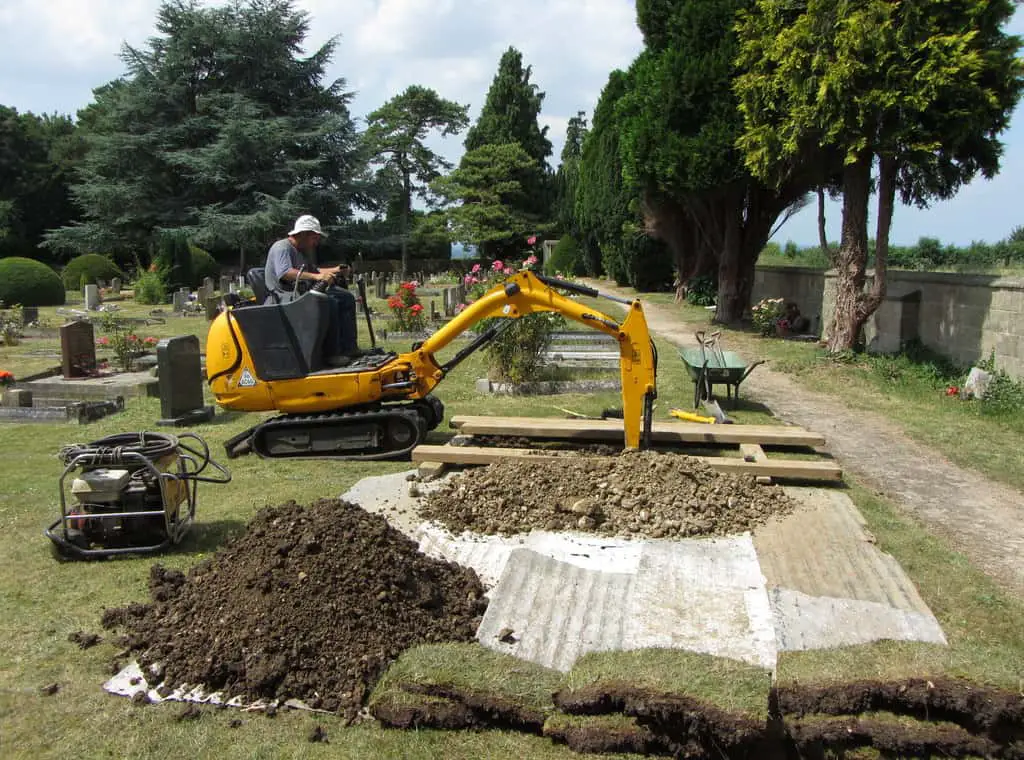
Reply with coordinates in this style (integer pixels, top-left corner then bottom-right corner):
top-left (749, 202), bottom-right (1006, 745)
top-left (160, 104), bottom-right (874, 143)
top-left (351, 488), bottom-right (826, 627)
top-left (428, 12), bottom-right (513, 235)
top-left (206, 271), bottom-right (656, 459)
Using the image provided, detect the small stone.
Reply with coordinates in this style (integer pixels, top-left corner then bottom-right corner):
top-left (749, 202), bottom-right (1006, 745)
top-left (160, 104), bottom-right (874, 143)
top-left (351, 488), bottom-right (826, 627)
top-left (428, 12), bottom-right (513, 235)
top-left (577, 516), bottom-right (596, 530)
top-left (308, 725), bottom-right (329, 743)
top-left (497, 627), bottom-right (518, 644)
top-left (40, 683), bottom-right (59, 697)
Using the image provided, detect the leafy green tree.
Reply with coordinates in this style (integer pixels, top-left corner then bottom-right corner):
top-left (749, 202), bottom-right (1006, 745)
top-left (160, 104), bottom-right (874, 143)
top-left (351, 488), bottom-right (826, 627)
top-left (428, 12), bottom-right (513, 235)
top-left (432, 143), bottom-right (541, 251)
top-left (0, 107), bottom-right (83, 261)
top-left (576, 71), bottom-right (636, 283)
top-left (614, 0), bottom-right (812, 320)
top-left (461, 47), bottom-right (553, 253)
top-left (736, 0), bottom-right (1023, 350)
top-left (363, 86), bottom-right (469, 276)
top-left (46, 0), bottom-right (362, 272)
top-left (553, 112), bottom-right (587, 241)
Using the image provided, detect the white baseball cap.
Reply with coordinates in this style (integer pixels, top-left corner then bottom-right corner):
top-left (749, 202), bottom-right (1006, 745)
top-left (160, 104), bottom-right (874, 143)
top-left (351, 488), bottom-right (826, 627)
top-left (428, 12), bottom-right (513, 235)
top-left (288, 215), bottom-right (326, 237)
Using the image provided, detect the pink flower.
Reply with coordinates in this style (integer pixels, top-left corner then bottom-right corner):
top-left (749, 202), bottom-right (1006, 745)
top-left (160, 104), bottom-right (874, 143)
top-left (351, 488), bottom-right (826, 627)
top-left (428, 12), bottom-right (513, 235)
top-left (463, 274), bottom-right (474, 286)
top-left (456, 303), bottom-right (467, 313)
top-left (144, 336), bottom-right (158, 346)
top-left (410, 304), bottom-right (423, 314)
top-left (96, 336), bottom-right (110, 346)
top-left (527, 235), bottom-right (537, 246)
top-left (491, 260), bottom-right (504, 271)
top-left (471, 263), bottom-right (481, 273)
top-left (502, 265), bottom-right (515, 275)
top-left (524, 254), bottom-right (538, 266)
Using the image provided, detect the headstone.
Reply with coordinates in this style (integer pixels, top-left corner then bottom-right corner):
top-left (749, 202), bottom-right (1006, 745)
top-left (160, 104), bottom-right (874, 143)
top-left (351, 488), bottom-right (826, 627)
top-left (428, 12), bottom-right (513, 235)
top-left (171, 290), bottom-right (188, 313)
top-left (196, 285), bottom-right (210, 306)
top-left (229, 282), bottom-right (238, 294)
top-left (376, 278), bottom-right (387, 299)
top-left (219, 275), bottom-right (231, 294)
top-left (156, 335), bottom-right (214, 426)
top-left (60, 321), bottom-right (96, 379)
top-left (204, 296), bottom-right (221, 321)
top-left (1, 389), bottom-right (32, 408)
top-left (84, 284), bottom-right (101, 311)
top-left (431, 300), bottom-right (439, 320)
top-left (203, 277), bottom-right (214, 293)
top-left (238, 274), bottom-right (246, 289)
top-left (21, 306), bottom-right (39, 326)
top-left (110, 277), bottom-right (122, 295)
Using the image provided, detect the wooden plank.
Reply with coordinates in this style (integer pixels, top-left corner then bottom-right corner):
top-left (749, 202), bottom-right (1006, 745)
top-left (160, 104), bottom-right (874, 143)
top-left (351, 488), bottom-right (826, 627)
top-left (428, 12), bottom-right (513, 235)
top-left (740, 443), bottom-right (768, 463)
top-left (449, 415), bottom-right (826, 448)
top-left (417, 461), bottom-right (448, 481)
top-left (412, 445), bottom-right (842, 482)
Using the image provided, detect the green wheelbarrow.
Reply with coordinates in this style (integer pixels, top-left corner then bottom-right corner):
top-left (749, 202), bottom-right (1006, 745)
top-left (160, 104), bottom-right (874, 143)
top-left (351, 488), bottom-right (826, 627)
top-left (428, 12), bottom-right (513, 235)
top-left (679, 331), bottom-right (765, 408)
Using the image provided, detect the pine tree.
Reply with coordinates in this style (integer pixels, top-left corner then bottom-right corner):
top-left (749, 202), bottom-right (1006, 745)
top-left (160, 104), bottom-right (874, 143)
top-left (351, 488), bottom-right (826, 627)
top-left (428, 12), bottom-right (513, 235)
top-left (45, 0), bottom-right (362, 271)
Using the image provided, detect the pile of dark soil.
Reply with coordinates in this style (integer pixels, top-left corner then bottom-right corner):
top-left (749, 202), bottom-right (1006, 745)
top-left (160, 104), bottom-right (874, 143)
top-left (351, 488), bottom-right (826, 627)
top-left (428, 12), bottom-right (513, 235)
top-left (101, 499), bottom-right (487, 720)
top-left (420, 450), bottom-right (795, 538)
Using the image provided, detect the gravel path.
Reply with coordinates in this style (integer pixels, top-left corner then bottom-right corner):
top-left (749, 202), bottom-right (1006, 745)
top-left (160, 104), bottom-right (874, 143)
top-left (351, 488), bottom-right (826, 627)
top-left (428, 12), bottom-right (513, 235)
top-left (587, 281), bottom-right (1024, 599)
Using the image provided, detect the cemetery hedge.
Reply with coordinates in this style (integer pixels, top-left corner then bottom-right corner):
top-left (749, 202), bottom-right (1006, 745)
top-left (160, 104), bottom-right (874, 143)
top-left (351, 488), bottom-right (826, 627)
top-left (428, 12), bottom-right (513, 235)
top-left (0, 257), bottom-right (66, 307)
top-left (61, 253), bottom-right (123, 290)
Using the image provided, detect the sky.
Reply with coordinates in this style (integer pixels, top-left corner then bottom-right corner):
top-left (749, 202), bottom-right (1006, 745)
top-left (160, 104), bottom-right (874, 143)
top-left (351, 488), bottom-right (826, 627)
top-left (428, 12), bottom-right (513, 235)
top-left (1, 0), bottom-right (1022, 248)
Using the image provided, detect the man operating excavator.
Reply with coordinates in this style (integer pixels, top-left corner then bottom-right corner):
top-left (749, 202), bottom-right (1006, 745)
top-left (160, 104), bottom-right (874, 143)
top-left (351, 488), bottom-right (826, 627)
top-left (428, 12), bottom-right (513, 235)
top-left (264, 214), bottom-right (358, 359)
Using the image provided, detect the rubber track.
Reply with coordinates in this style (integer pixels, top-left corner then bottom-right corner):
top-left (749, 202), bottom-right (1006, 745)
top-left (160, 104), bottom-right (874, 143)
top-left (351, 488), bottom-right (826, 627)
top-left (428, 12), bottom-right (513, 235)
top-left (248, 406), bottom-right (427, 461)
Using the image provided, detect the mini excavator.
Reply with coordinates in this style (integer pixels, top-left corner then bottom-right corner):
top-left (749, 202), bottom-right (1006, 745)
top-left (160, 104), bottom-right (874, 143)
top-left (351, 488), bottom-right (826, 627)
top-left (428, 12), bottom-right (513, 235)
top-left (206, 271), bottom-right (657, 460)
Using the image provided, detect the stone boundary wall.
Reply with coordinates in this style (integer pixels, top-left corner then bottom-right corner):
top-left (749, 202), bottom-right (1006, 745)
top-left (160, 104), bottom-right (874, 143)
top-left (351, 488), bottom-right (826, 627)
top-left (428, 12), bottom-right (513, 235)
top-left (753, 265), bottom-right (1024, 378)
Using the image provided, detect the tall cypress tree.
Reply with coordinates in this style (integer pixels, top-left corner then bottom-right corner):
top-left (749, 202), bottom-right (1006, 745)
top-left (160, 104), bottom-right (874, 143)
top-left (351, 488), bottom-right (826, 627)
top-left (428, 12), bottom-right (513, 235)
top-left (461, 47), bottom-right (553, 245)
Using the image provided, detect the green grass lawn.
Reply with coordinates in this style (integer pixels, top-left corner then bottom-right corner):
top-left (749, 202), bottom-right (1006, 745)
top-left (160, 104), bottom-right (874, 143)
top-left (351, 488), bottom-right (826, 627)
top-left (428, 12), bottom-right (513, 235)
top-left (1, 288), bottom-right (1022, 758)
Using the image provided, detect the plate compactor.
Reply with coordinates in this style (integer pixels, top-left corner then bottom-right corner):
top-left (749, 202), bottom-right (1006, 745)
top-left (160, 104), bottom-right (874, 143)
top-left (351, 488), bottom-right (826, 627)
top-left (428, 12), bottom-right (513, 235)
top-left (45, 432), bottom-right (231, 559)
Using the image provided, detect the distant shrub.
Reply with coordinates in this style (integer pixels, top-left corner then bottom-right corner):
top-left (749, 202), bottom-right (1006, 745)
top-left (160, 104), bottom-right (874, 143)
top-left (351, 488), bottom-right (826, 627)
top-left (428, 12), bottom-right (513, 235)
top-left (133, 270), bottom-right (167, 305)
top-left (685, 275), bottom-right (717, 306)
top-left (61, 253), bottom-right (124, 290)
top-left (545, 235), bottom-right (583, 276)
top-left (190, 245), bottom-right (220, 288)
top-left (0, 257), bottom-right (66, 307)
top-left (155, 230), bottom-right (194, 292)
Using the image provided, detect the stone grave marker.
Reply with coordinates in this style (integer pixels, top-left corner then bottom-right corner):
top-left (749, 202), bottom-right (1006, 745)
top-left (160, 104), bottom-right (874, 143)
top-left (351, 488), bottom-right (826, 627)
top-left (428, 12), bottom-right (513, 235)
top-left (219, 275), bottom-right (230, 294)
top-left (84, 284), bottom-right (101, 311)
top-left (110, 277), bottom-right (122, 295)
top-left (60, 321), bottom-right (96, 378)
top-left (171, 289), bottom-right (188, 313)
top-left (156, 335), bottom-right (214, 426)
top-left (21, 306), bottom-right (39, 326)
top-left (376, 277), bottom-right (387, 299)
top-left (203, 277), bottom-right (214, 293)
top-left (431, 300), bottom-right (439, 320)
top-left (204, 296), bottom-right (221, 321)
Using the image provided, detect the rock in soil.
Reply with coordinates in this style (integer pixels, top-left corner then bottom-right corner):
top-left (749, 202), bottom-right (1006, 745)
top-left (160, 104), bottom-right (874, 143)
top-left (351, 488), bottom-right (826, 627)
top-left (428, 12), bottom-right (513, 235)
top-left (102, 499), bottom-right (488, 720)
top-left (420, 450), bottom-right (795, 538)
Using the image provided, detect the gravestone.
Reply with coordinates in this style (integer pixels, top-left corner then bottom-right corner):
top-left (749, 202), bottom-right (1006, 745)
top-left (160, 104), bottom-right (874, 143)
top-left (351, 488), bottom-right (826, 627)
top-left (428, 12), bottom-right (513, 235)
top-left (156, 335), bottom-right (214, 426)
top-left (110, 277), bottom-right (122, 295)
top-left (171, 289), bottom-right (188, 313)
top-left (84, 284), bottom-right (101, 311)
top-left (204, 296), bottom-right (221, 321)
top-left (196, 285), bottom-right (210, 306)
top-left (376, 278), bottom-right (387, 299)
top-left (203, 277), bottom-right (214, 294)
top-left (21, 306), bottom-right (39, 326)
top-left (1, 388), bottom-right (32, 407)
top-left (60, 321), bottom-right (96, 378)
top-left (431, 300), bottom-right (439, 320)
top-left (219, 275), bottom-right (230, 294)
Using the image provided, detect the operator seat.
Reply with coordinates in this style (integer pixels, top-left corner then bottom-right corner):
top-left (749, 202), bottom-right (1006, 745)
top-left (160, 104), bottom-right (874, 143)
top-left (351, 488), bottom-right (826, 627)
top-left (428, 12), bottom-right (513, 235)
top-left (246, 268), bottom-right (274, 304)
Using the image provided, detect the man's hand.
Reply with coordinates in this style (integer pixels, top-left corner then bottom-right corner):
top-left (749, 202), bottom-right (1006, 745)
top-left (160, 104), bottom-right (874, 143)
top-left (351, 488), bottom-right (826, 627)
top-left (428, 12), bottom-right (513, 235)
top-left (316, 266), bottom-right (342, 283)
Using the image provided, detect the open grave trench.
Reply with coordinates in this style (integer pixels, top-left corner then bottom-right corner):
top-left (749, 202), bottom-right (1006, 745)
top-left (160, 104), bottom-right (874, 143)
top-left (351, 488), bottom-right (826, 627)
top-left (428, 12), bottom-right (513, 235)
top-left (97, 446), bottom-right (1024, 757)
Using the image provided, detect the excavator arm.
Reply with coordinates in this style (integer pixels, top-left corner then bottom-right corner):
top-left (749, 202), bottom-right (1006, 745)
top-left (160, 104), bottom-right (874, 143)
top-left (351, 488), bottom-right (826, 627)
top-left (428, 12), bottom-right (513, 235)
top-left (391, 271), bottom-right (657, 449)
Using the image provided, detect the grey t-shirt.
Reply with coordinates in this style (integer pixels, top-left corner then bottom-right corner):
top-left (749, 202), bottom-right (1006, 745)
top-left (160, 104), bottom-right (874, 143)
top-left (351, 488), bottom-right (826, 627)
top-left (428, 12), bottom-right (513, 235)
top-left (264, 238), bottom-right (308, 303)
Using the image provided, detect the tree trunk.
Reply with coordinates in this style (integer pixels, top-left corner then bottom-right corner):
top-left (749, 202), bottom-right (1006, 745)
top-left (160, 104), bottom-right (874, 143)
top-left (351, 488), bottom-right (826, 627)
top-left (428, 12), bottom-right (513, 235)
top-left (239, 244), bottom-right (245, 274)
top-left (715, 203), bottom-right (746, 323)
top-left (826, 154), bottom-right (873, 352)
top-left (817, 187), bottom-right (831, 258)
top-left (862, 153), bottom-right (895, 319)
top-left (400, 157), bottom-right (411, 279)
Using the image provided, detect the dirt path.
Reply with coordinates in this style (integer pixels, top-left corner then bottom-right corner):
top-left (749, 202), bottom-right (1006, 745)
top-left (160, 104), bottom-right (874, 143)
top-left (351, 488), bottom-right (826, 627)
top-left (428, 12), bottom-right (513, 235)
top-left (588, 281), bottom-right (1024, 599)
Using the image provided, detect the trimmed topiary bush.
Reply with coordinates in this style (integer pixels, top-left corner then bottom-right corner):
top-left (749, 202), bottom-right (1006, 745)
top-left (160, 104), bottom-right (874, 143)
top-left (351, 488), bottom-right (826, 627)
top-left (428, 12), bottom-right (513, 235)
top-left (189, 245), bottom-right (220, 288)
top-left (61, 253), bottom-right (124, 290)
top-left (0, 257), bottom-right (66, 307)
top-left (155, 231), bottom-right (194, 292)
top-left (133, 270), bottom-right (167, 305)
top-left (545, 235), bottom-right (584, 276)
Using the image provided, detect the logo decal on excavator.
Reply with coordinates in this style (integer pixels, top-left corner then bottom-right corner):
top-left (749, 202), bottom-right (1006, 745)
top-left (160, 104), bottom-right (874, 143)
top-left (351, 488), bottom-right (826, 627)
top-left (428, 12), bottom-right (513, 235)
top-left (238, 368), bottom-right (256, 388)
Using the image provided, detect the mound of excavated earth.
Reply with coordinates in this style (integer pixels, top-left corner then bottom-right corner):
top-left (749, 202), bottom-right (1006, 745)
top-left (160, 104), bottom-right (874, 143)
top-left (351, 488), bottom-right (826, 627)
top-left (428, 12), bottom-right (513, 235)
top-left (419, 450), bottom-right (795, 538)
top-left (102, 499), bottom-right (487, 720)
